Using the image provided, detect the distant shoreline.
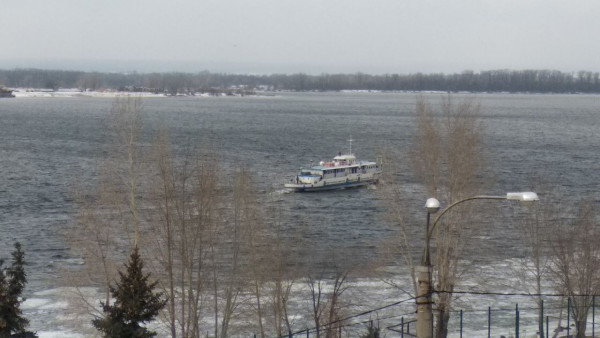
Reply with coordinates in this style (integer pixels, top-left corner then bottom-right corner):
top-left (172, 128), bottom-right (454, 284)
top-left (9, 88), bottom-right (266, 98)
top-left (2, 68), bottom-right (600, 95)
top-left (7, 88), bottom-right (600, 99)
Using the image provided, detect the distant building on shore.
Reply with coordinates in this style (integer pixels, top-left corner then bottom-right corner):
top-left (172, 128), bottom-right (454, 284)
top-left (0, 86), bottom-right (15, 98)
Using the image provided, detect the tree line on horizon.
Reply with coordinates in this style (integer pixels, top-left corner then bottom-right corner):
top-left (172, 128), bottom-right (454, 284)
top-left (1, 68), bottom-right (599, 94)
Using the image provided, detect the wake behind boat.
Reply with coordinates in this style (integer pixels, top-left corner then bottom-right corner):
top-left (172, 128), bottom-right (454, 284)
top-left (285, 142), bottom-right (382, 192)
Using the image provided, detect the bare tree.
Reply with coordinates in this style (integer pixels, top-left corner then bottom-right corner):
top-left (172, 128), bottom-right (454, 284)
top-left (69, 96), bottom-right (145, 311)
top-left (216, 167), bottom-right (254, 338)
top-left (77, 72), bottom-right (103, 91)
top-left (306, 270), bottom-right (350, 338)
top-left (70, 97), bottom-right (224, 337)
top-left (550, 200), bottom-right (600, 338)
top-left (432, 97), bottom-right (486, 338)
top-left (234, 167), bottom-right (268, 337)
top-left (108, 95), bottom-right (145, 248)
top-left (307, 274), bottom-right (325, 338)
top-left (376, 146), bottom-right (419, 298)
top-left (379, 95), bottom-right (486, 337)
top-left (149, 128), bottom-right (178, 336)
top-left (324, 271), bottom-right (349, 338)
top-left (264, 210), bottom-right (298, 337)
top-left (304, 248), bottom-right (354, 338)
top-left (71, 96), bottom-right (295, 337)
top-left (70, 180), bottom-right (121, 308)
top-left (510, 182), bottom-right (560, 338)
top-left (149, 128), bottom-right (223, 337)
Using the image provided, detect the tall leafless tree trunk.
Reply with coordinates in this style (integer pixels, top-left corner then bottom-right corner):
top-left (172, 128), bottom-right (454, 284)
top-left (159, 162), bottom-right (227, 338)
top-left (306, 256), bottom-right (351, 338)
top-left (511, 182), bottom-right (559, 338)
top-left (324, 271), bottom-right (348, 338)
top-left (150, 128), bottom-right (178, 336)
top-left (265, 208), bottom-right (297, 337)
top-left (217, 167), bottom-right (255, 338)
top-left (376, 146), bottom-right (419, 298)
top-left (69, 96), bottom-right (145, 312)
top-left (150, 128), bottom-right (223, 337)
top-left (411, 95), bottom-right (486, 337)
top-left (307, 274), bottom-right (325, 338)
top-left (234, 167), bottom-right (267, 337)
top-left (109, 96), bottom-right (144, 247)
top-left (550, 201), bottom-right (600, 338)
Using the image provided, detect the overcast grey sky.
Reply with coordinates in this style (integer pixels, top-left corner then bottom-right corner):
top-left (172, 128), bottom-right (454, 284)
top-left (1, 0), bottom-right (598, 74)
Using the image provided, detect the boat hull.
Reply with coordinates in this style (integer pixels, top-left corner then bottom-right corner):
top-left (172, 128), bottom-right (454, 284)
top-left (284, 178), bottom-right (377, 192)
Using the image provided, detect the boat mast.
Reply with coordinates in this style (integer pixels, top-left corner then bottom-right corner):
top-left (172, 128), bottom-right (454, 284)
top-left (347, 137), bottom-right (354, 155)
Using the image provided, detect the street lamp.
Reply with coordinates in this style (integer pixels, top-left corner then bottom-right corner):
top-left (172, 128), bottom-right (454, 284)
top-left (416, 192), bottom-right (539, 338)
top-left (423, 198), bottom-right (441, 266)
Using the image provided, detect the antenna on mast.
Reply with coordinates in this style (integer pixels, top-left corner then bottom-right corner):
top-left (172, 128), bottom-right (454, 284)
top-left (347, 137), bottom-right (354, 155)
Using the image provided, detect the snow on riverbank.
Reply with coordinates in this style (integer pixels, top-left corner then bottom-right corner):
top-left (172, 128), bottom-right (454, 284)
top-left (10, 88), bottom-right (271, 98)
top-left (12, 88), bottom-right (170, 98)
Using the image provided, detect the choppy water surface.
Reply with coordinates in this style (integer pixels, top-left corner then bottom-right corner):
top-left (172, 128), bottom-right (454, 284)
top-left (0, 92), bottom-right (599, 336)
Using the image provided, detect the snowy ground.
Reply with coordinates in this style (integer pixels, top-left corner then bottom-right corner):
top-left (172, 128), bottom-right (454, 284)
top-left (12, 88), bottom-right (171, 98)
top-left (18, 259), bottom-right (585, 337)
top-left (10, 88), bottom-right (264, 98)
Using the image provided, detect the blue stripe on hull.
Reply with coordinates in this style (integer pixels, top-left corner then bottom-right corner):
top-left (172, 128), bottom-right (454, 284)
top-left (294, 180), bottom-right (373, 192)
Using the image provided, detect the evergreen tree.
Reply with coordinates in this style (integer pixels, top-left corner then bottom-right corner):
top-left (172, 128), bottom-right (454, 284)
top-left (0, 259), bottom-right (7, 335)
top-left (0, 242), bottom-right (36, 338)
top-left (92, 246), bottom-right (166, 338)
top-left (360, 324), bottom-right (380, 338)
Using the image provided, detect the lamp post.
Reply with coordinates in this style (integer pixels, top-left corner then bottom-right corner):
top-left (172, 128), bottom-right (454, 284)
top-left (416, 192), bottom-right (539, 338)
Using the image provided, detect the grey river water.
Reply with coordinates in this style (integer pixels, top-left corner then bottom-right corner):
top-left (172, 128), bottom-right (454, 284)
top-left (0, 92), bottom-right (599, 336)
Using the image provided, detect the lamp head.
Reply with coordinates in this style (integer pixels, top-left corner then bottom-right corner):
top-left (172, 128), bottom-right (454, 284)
top-left (425, 198), bottom-right (441, 214)
top-left (506, 192), bottom-right (539, 202)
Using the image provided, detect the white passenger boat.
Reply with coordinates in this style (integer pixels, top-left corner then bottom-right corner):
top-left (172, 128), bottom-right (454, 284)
top-left (285, 143), bottom-right (381, 192)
